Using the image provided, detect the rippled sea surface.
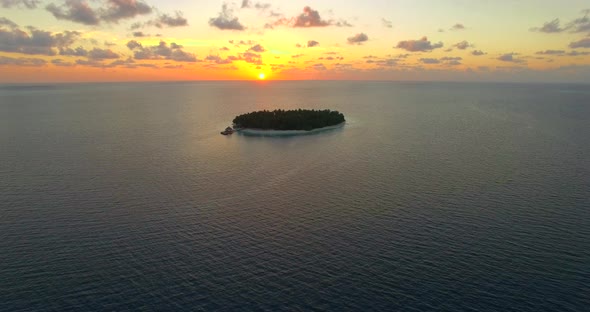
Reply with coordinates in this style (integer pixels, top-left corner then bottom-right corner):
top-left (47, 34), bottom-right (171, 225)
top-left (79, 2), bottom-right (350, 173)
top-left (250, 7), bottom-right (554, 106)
top-left (1, 81), bottom-right (589, 311)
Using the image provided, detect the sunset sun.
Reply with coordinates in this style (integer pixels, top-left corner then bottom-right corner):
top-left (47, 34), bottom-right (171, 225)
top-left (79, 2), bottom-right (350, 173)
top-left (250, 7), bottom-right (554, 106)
top-left (258, 73), bottom-right (266, 80)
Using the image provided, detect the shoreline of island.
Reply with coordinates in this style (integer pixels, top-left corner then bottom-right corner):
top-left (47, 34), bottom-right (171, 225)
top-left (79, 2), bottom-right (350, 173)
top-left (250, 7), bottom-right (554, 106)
top-left (235, 122), bottom-right (345, 136)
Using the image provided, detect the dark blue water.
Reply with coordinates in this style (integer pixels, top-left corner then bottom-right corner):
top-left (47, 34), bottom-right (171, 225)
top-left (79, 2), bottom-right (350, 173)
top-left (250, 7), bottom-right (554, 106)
top-left (1, 81), bottom-right (589, 311)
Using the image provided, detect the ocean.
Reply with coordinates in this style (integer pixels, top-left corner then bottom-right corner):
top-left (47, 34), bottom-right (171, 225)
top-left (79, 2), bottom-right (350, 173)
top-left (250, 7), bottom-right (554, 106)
top-left (1, 81), bottom-right (589, 311)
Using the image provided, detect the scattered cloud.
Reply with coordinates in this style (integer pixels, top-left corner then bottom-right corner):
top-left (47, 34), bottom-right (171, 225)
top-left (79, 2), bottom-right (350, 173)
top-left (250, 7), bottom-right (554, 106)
top-left (240, 51), bottom-right (262, 64)
top-left (248, 43), bottom-right (265, 52)
top-left (420, 58), bottom-right (440, 64)
top-left (347, 33), bottom-right (368, 45)
top-left (312, 63), bottom-right (327, 71)
top-left (334, 20), bottom-right (353, 27)
top-left (229, 39), bottom-right (255, 46)
top-left (567, 50), bottom-right (590, 56)
top-left (129, 21), bottom-right (142, 30)
top-left (46, 0), bottom-right (152, 25)
top-left (46, 0), bottom-right (100, 25)
top-left (163, 64), bottom-right (183, 69)
top-left (365, 57), bottom-right (397, 67)
top-left (104, 58), bottom-right (131, 68)
top-left (151, 11), bottom-right (188, 28)
top-left (60, 46), bottom-right (88, 56)
top-left (454, 40), bottom-right (472, 50)
top-left (0, 17), bottom-right (18, 28)
top-left (88, 47), bottom-right (119, 59)
top-left (441, 56), bottom-right (462, 65)
top-left (396, 36), bottom-right (443, 52)
top-left (534, 49), bottom-right (590, 56)
top-left (569, 37), bottom-right (590, 48)
top-left (451, 23), bottom-right (465, 31)
top-left (273, 6), bottom-right (351, 28)
top-left (105, 58), bottom-right (162, 69)
top-left (532, 12), bottom-right (590, 33)
top-left (81, 57), bottom-right (158, 69)
top-left (205, 54), bottom-right (233, 64)
top-left (0, 25), bottom-right (80, 55)
top-left (382, 18), bottom-right (392, 28)
top-left (127, 40), bottom-right (197, 62)
top-left (307, 40), bottom-right (319, 47)
top-left (472, 50), bottom-right (486, 56)
top-left (126, 39), bottom-right (142, 50)
top-left (497, 53), bottom-right (525, 63)
top-left (101, 0), bottom-right (152, 23)
top-left (1, 0), bottom-right (39, 9)
top-left (293, 6), bottom-right (330, 27)
top-left (375, 59), bottom-right (397, 67)
top-left (567, 11), bottom-right (590, 33)
top-left (131, 11), bottom-right (189, 29)
top-left (0, 55), bottom-right (46, 66)
top-left (75, 59), bottom-right (103, 67)
top-left (530, 18), bottom-right (565, 33)
top-left (209, 3), bottom-right (245, 30)
top-left (319, 55), bottom-right (343, 61)
top-left (535, 49), bottom-right (566, 55)
top-left (241, 0), bottom-right (270, 10)
top-left (51, 58), bottom-right (74, 67)
top-left (415, 57), bottom-right (462, 66)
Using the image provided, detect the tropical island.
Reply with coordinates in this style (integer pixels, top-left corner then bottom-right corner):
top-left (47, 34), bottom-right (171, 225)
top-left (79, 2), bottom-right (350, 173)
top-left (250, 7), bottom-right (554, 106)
top-left (232, 109), bottom-right (345, 131)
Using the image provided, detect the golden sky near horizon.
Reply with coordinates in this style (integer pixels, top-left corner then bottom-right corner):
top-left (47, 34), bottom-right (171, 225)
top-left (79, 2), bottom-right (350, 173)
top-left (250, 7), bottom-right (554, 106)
top-left (1, 0), bottom-right (589, 82)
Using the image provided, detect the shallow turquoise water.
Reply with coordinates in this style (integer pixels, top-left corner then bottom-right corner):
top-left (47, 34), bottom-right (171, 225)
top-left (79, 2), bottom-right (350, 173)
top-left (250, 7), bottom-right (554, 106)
top-left (1, 81), bottom-right (589, 311)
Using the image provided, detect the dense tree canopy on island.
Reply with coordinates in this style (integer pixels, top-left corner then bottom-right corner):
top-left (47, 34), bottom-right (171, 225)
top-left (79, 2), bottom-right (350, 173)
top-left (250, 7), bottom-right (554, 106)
top-left (233, 109), bottom-right (345, 131)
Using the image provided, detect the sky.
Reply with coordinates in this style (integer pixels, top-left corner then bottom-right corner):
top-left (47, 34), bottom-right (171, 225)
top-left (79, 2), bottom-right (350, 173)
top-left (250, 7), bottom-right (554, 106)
top-left (1, 0), bottom-right (589, 83)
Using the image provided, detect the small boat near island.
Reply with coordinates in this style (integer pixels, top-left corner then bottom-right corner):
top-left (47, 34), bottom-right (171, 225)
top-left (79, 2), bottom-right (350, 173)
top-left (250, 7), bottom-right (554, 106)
top-left (220, 126), bottom-right (234, 135)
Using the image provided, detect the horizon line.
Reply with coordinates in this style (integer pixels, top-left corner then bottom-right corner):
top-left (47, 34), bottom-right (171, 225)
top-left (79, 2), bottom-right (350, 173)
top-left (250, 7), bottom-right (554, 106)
top-left (1, 79), bottom-right (589, 86)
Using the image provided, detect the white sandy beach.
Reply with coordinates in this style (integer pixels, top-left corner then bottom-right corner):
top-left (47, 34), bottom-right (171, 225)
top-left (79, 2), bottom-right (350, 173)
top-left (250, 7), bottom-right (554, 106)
top-left (236, 122), bottom-right (345, 136)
